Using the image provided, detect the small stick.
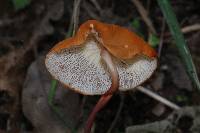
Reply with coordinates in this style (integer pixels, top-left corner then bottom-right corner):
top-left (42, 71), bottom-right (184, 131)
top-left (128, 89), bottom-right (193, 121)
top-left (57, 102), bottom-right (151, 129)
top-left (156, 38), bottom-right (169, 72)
top-left (181, 24), bottom-right (200, 34)
top-left (90, 0), bottom-right (102, 12)
top-left (131, 0), bottom-right (156, 34)
top-left (83, 1), bottom-right (101, 20)
top-left (68, 0), bottom-right (82, 37)
top-left (136, 86), bottom-right (181, 110)
top-left (158, 19), bottom-right (166, 58)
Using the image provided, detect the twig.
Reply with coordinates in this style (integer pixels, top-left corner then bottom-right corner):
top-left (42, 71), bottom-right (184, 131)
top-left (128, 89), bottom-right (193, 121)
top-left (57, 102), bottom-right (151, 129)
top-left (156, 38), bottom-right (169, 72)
top-left (106, 94), bottom-right (124, 133)
top-left (83, 1), bottom-right (101, 20)
top-left (163, 23), bottom-right (200, 37)
top-left (68, 0), bottom-right (82, 37)
top-left (158, 19), bottom-right (166, 58)
top-left (90, 0), bottom-right (102, 13)
top-left (181, 24), bottom-right (200, 34)
top-left (131, 0), bottom-right (156, 34)
top-left (136, 86), bottom-right (181, 110)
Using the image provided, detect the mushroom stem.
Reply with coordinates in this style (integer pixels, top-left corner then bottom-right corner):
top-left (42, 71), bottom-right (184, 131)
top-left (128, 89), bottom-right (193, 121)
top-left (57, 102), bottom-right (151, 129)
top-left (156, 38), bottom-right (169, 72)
top-left (101, 48), bottom-right (119, 95)
top-left (84, 95), bottom-right (112, 133)
top-left (84, 49), bottom-right (119, 133)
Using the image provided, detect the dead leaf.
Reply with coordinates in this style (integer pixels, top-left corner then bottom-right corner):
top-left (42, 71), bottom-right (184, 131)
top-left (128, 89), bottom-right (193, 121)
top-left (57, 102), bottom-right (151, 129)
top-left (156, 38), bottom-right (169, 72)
top-left (0, 0), bottom-right (64, 132)
top-left (22, 56), bottom-right (82, 133)
top-left (126, 106), bottom-right (200, 133)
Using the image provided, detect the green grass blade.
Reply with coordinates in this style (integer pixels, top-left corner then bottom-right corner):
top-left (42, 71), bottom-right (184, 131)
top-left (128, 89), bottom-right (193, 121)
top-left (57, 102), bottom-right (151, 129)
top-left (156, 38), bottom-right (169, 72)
top-left (12, 0), bottom-right (31, 11)
top-left (157, 0), bottom-right (200, 91)
top-left (48, 80), bottom-right (75, 130)
top-left (47, 0), bottom-right (81, 131)
top-left (148, 33), bottom-right (160, 47)
top-left (48, 79), bottom-right (58, 104)
top-left (48, 28), bottom-right (76, 131)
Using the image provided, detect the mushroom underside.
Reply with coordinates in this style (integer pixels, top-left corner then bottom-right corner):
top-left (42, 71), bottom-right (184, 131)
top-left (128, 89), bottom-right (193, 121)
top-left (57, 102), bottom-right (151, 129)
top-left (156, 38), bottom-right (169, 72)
top-left (45, 40), bottom-right (157, 95)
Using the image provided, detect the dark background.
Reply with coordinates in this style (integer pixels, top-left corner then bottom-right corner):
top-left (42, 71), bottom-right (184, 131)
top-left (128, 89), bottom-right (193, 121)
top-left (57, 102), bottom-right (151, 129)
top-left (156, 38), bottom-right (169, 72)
top-left (0, 0), bottom-right (200, 133)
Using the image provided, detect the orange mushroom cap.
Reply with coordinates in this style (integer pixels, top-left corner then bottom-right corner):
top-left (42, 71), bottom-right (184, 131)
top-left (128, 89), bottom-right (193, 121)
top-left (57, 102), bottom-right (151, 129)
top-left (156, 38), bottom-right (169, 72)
top-left (50, 20), bottom-right (157, 59)
top-left (45, 20), bottom-right (157, 95)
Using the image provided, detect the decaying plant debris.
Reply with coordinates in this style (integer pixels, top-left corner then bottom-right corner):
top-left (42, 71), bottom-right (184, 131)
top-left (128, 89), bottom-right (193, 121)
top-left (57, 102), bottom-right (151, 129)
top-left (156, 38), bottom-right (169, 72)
top-left (0, 0), bottom-right (200, 133)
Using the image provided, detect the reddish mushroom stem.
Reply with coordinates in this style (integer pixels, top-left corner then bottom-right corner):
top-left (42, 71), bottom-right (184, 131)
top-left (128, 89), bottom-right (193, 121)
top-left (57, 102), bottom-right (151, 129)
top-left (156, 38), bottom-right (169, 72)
top-left (101, 48), bottom-right (119, 95)
top-left (84, 95), bottom-right (112, 133)
top-left (84, 48), bottom-right (119, 133)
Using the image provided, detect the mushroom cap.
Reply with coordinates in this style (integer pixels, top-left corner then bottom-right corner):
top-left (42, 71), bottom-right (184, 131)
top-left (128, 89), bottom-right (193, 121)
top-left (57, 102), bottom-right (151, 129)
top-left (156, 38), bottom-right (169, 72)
top-left (50, 20), bottom-right (157, 59)
top-left (45, 20), bottom-right (157, 95)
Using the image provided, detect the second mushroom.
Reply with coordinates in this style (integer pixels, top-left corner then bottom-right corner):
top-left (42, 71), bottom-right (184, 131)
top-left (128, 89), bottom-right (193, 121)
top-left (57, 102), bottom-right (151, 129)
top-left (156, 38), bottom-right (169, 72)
top-left (45, 20), bottom-right (157, 133)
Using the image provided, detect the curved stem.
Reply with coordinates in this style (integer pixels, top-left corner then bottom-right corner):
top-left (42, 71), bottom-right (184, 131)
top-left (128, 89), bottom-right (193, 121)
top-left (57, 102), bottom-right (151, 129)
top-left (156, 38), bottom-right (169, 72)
top-left (84, 49), bottom-right (119, 133)
top-left (101, 48), bottom-right (119, 95)
top-left (84, 95), bottom-right (112, 133)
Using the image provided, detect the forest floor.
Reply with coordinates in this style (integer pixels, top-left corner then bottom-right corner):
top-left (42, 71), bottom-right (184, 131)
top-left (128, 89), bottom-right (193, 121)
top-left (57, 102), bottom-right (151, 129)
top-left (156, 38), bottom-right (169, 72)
top-left (0, 0), bottom-right (200, 133)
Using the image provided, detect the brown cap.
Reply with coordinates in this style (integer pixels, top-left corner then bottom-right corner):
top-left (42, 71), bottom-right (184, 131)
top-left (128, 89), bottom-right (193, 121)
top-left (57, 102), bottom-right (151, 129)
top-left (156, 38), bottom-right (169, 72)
top-left (45, 20), bottom-right (157, 95)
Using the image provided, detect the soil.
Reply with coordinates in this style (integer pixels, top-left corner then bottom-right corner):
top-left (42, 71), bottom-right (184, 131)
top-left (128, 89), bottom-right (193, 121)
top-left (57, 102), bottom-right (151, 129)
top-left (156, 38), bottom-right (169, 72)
top-left (0, 0), bottom-right (200, 133)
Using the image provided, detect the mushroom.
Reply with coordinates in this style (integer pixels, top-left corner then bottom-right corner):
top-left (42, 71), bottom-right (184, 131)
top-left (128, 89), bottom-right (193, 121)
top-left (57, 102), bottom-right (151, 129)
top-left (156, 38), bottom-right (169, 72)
top-left (45, 20), bottom-right (157, 133)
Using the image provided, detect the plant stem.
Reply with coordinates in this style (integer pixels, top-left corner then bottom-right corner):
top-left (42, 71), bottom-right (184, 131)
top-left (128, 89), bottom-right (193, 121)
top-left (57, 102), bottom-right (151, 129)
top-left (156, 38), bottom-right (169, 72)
top-left (84, 48), bottom-right (119, 133)
top-left (84, 95), bottom-right (113, 133)
top-left (157, 0), bottom-right (200, 91)
top-left (48, 79), bottom-right (57, 104)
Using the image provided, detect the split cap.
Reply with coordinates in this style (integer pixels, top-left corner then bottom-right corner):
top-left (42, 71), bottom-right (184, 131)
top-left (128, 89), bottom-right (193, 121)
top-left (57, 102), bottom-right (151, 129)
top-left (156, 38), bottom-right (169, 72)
top-left (45, 20), bottom-right (157, 95)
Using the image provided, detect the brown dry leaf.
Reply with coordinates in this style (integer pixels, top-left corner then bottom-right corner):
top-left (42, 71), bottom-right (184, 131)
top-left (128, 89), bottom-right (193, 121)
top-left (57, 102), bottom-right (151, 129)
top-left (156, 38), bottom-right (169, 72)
top-left (22, 56), bottom-right (82, 133)
top-left (0, 0), bottom-right (64, 132)
top-left (0, 0), bottom-right (64, 76)
top-left (126, 106), bottom-right (200, 133)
